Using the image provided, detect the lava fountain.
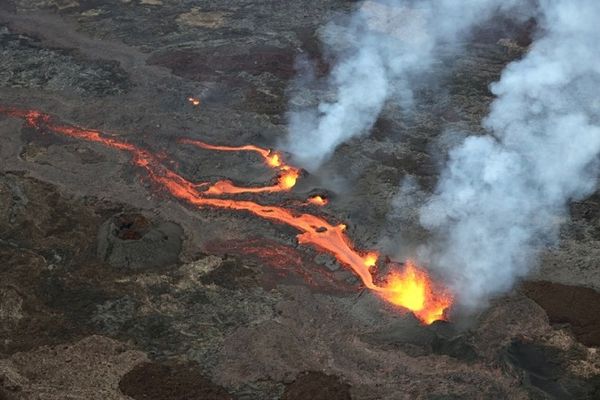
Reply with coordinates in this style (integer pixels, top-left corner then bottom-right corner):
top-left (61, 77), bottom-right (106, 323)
top-left (1, 106), bottom-right (452, 324)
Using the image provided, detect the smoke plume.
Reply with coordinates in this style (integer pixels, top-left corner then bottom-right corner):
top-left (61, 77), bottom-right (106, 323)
top-left (283, 0), bottom-right (525, 169)
top-left (420, 0), bottom-right (600, 308)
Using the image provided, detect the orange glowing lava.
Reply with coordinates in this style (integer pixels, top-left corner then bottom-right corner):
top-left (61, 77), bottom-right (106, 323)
top-left (278, 167), bottom-right (299, 189)
top-left (307, 195), bottom-right (328, 206)
top-left (380, 261), bottom-right (452, 324)
top-left (266, 153), bottom-right (281, 168)
top-left (0, 106), bottom-right (453, 324)
top-left (188, 97), bottom-right (201, 106)
top-left (363, 252), bottom-right (378, 268)
top-left (179, 138), bottom-right (300, 195)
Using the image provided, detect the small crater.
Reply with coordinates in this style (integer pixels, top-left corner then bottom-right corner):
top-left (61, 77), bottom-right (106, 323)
top-left (113, 213), bottom-right (151, 240)
top-left (97, 213), bottom-right (183, 270)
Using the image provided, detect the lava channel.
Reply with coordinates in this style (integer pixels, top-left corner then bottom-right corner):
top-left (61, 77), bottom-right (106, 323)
top-left (179, 138), bottom-right (300, 195)
top-left (1, 106), bottom-right (453, 324)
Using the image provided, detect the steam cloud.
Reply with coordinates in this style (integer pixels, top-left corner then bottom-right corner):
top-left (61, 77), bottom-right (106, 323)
top-left (421, 0), bottom-right (600, 308)
top-left (286, 0), bottom-right (600, 309)
top-left (283, 0), bottom-right (525, 169)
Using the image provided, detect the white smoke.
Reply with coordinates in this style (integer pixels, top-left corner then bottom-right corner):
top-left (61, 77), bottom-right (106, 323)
top-left (420, 0), bottom-right (600, 309)
top-left (283, 0), bottom-right (526, 169)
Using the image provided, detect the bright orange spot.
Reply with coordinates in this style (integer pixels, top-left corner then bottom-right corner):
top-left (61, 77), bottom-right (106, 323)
top-left (266, 152), bottom-right (281, 168)
top-left (363, 252), bottom-right (378, 268)
top-left (378, 261), bottom-right (452, 324)
top-left (278, 169), bottom-right (299, 190)
top-left (188, 97), bottom-right (201, 106)
top-left (307, 195), bottom-right (328, 206)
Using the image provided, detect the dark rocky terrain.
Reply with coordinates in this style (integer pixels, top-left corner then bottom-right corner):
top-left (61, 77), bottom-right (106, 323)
top-left (0, 1), bottom-right (598, 399)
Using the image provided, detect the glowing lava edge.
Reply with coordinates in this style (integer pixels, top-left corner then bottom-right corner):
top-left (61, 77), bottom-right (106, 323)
top-left (1, 106), bottom-right (452, 324)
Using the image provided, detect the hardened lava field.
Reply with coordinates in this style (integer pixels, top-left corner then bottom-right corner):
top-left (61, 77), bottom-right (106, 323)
top-left (0, 2), bottom-right (599, 400)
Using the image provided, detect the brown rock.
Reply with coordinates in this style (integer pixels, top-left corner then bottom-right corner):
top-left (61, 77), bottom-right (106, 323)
top-left (0, 335), bottom-right (146, 400)
top-left (282, 371), bottom-right (351, 400)
top-left (119, 361), bottom-right (233, 400)
top-left (522, 281), bottom-right (600, 347)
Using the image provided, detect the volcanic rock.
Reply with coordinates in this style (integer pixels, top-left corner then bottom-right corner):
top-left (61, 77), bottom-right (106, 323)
top-left (359, 316), bottom-right (437, 357)
top-left (199, 257), bottom-right (261, 290)
top-left (0, 335), bottom-right (147, 400)
top-left (97, 213), bottom-right (183, 270)
top-left (314, 253), bottom-right (340, 271)
top-left (282, 371), bottom-right (351, 400)
top-left (521, 280), bottom-right (600, 347)
top-left (0, 2), bottom-right (598, 400)
top-left (503, 339), bottom-right (600, 399)
top-left (0, 26), bottom-right (130, 96)
top-left (119, 361), bottom-right (233, 400)
top-left (431, 334), bottom-right (479, 362)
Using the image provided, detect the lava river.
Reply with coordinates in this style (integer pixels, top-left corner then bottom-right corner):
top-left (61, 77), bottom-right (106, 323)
top-left (1, 106), bottom-right (452, 324)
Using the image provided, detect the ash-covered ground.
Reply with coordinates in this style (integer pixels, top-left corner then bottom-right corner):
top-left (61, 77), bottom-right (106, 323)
top-left (0, 1), bottom-right (599, 399)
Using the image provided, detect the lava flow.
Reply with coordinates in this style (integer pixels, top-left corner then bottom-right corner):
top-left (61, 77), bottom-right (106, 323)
top-left (1, 106), bottom-right (452, 324)
top-left (381, 261), bottom-right (449, 324)
top-left (179, 138), bottom-right (300, 194)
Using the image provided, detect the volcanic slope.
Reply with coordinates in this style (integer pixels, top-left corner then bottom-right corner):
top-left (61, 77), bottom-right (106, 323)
top-left (0, 2), bottom-right (599, 400)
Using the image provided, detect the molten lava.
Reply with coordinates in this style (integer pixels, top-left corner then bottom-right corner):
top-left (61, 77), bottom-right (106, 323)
top-left (307, 195), bottom-right (328, 206)
top-left (179, 138), bottom-right (300, 194)
top-left (188, 97), bottom-right (201, 106)
top-left (0, 106), bottom-right (453, 324)
top-left (363, 252), bottom-right (378, 268)
top-left (380, 261), bottom-right (452, 324)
